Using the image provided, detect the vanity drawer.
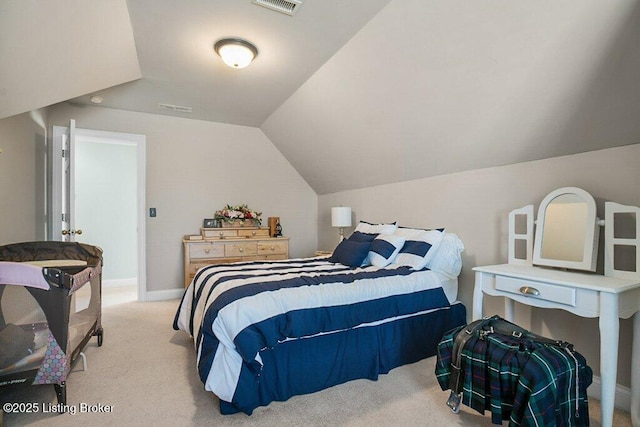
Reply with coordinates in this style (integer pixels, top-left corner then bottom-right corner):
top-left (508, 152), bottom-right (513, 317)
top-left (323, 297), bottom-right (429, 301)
top-left (495, 275), bottom-right (576, 307)
top-left (189, 243), bottom-right (224, 259)
top-left (225, 243), bottom-right (258, 257)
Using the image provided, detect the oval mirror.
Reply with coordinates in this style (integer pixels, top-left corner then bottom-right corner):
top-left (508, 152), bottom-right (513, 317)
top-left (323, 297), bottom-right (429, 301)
top-left (533, 187), bottom-right (599, 271)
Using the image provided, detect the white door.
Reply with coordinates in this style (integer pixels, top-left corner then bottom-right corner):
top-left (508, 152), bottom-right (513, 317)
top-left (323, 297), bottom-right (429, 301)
top-left (51, 123), bottom-right (147, 301)
top-left (52, 120), bottom-right (79, 241)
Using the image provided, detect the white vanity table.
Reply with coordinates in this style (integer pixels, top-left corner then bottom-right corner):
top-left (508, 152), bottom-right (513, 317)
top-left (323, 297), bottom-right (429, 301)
top-left (472, 188), bottom-right (640, 427)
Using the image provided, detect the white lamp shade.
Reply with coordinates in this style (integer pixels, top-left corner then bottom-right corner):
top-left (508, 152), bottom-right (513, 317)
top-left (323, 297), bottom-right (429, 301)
top-left (331, 207), bottom-right (352, 228)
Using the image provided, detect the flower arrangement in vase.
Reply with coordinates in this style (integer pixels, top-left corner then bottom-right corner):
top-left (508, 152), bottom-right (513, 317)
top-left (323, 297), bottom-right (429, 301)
top-left (214, 204), bottom-right (262, 227)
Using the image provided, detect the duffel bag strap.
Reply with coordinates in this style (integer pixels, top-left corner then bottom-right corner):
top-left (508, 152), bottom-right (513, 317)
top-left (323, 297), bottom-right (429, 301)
top-left (486, 317), bottom-right (573, 351)
top-left (446, 315), bottom-right (501, 413)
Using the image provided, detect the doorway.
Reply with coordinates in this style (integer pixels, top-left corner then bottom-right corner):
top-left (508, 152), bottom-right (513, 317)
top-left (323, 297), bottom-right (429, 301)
top-left (51, 125), bottom-right (147, 302)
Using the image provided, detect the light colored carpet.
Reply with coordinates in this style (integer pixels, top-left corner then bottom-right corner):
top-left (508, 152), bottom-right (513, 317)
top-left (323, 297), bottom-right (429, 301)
top-left (0, 297), bottom-right (632, 427)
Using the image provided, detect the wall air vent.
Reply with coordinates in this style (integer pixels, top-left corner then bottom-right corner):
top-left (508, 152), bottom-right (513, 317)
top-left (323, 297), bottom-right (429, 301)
top-left (157, 103), bottom-right (192, 113)
top-left (252, 0), bottom-right (302, 16)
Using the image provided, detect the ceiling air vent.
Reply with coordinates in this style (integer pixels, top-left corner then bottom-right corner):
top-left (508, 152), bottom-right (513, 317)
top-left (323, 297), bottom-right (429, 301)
top-left (252, 0), bottom-right (302, 16)
top-left (157, 103), bottom-right (192, 113)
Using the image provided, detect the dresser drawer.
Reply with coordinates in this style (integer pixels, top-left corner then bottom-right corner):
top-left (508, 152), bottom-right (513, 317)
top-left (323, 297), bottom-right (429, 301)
top-left (189, 243), bottom-right (224, 259)
top-left (201, 229), bottom-right (239, 239)
top-left (495, 275), bottom-right (576, 307)
top-left (225, 242), bottom-right (258, 257)
top-left (238, 228), bottom-right (269, 238)
top-left (188, 261), bottom-right (217, 277)
top-left (257, 241), bottom-right (288, 256)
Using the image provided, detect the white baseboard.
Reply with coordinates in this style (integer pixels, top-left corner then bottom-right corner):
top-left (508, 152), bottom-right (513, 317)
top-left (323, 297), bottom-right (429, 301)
top-left (588, 375), bottom-right (631, 413)
top-left (144, 288), bottom-right (184, 302)
top-left (103, 278), bottom-right (137, 288)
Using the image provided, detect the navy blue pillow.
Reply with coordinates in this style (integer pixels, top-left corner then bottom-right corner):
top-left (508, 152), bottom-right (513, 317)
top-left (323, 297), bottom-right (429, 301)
top-left (348, 231), bottom-right (378, 242)
top-left (328, 240), bottom-right (371, 268)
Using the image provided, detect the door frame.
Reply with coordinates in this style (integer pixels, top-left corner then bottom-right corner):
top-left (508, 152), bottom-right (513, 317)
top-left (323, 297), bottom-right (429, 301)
top-left (51, 125), bottom-right (147, 302)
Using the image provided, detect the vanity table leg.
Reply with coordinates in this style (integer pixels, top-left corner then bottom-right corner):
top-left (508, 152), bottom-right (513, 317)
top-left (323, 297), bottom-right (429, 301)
top-left (472, 271), bottom-right (485, 320)
top-left (632, 311), bottom-right (640, 427)
top-left (504, 298), bottom-right (515, 322)
top-left (599, 292), bottom-right (619, 427)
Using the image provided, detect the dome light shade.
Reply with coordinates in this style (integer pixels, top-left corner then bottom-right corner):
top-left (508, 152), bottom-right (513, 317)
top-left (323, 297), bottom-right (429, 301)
top-left (214, 38), bottom-right (258, 69)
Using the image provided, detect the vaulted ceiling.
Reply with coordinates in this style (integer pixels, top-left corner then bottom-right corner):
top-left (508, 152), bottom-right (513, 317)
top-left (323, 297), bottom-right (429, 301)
top-left (2, 0), bottom-right (640, 195)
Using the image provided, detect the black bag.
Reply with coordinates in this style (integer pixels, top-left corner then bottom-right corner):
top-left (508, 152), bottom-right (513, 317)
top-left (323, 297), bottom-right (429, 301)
top-left (435, 315), bottom-right (592, 426)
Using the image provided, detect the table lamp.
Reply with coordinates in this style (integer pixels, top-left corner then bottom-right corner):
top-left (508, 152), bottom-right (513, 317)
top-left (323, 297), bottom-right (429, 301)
top-left (331, 207), bottom-right (352, 241)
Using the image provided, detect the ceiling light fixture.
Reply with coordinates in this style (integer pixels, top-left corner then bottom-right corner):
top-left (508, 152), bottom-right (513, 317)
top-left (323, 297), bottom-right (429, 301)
top-left (214, 38), bottom-right (258, 69)
top-left (89, 95), bottom-right (103, 104)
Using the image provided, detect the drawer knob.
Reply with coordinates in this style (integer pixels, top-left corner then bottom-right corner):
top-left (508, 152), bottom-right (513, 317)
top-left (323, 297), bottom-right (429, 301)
top-left (252, 231), bottom-right (256, 236)
top-left (204, 248), bottom-right (211, 254)
top-left (519, 286), bottom-right (540, 296)
top-left (270, 246), bottom-right (275, 250)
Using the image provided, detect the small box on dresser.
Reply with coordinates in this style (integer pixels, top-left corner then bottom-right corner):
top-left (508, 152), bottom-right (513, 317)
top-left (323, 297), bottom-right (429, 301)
top-left (183, 227), bottom-right (289, 287)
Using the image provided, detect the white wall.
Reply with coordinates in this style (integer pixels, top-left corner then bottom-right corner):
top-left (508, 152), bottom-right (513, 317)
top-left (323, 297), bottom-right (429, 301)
top-left (0, 111), bottom-right (47, 244)
top-left (319, 143), bottom-right (640, 389)
top-left (47, 104), bottom-right (318, 293)
top-left (0, 0), bottom-right (140, 119)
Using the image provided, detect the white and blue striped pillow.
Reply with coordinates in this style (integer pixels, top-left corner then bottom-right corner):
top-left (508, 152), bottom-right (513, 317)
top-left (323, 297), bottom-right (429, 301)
top-left (368, 234), bottom-right (406, 267)
top-left (354, 221), bottom-right (397, 236)
top-left (393, 228), bottom-right (444, 270)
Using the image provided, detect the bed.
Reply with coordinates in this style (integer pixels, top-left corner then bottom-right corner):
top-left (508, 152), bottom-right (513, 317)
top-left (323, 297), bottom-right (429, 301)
top-left (0, 241), bottom-right (103, 406)
top-left (174, 224), bottom-right (467, 415)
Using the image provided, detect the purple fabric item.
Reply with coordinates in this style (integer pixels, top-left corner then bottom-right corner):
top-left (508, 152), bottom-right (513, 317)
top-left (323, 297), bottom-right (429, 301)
top-left (0, 261), bottom-right (50, 290)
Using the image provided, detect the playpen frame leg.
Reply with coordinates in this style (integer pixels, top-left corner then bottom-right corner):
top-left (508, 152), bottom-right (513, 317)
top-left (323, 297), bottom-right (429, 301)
top-left (79, 352), bottom-right (87, 371)
top-left (95, 327), bottom-right (104, 346)
top-left (54, 382), bottom-right (66, 408)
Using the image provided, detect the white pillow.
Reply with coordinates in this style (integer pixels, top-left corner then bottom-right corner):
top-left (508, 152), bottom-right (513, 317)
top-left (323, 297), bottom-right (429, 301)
top-left (393, 228), bottom-right (444, 270)
top-left (354, 221), bottom-right (397, 235)
top-left (368, 234), bottom-right (406, 267)
top-left (425, 232), bottom-right (464, 277)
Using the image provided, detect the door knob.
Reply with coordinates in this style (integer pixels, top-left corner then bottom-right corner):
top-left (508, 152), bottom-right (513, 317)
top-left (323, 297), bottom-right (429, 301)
top-left (62, 229), bottom-right (83, 236)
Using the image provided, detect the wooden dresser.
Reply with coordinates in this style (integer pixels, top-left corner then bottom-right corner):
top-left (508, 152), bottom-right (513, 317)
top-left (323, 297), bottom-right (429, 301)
top-left (183, 227), bottom-right (289, 287)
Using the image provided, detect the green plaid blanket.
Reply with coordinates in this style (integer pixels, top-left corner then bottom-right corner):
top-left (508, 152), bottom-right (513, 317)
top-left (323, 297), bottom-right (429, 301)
top-left (435, 324), bottom-right (592, 426)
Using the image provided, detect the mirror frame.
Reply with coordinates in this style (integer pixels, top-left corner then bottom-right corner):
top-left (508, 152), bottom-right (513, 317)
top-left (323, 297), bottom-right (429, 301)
top-left (533, 187), bottom-right (599, 272)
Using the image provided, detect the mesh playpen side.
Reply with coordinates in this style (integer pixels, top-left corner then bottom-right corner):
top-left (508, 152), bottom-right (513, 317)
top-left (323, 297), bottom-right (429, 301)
top-left (0, 241), bottom-right (103, 405)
